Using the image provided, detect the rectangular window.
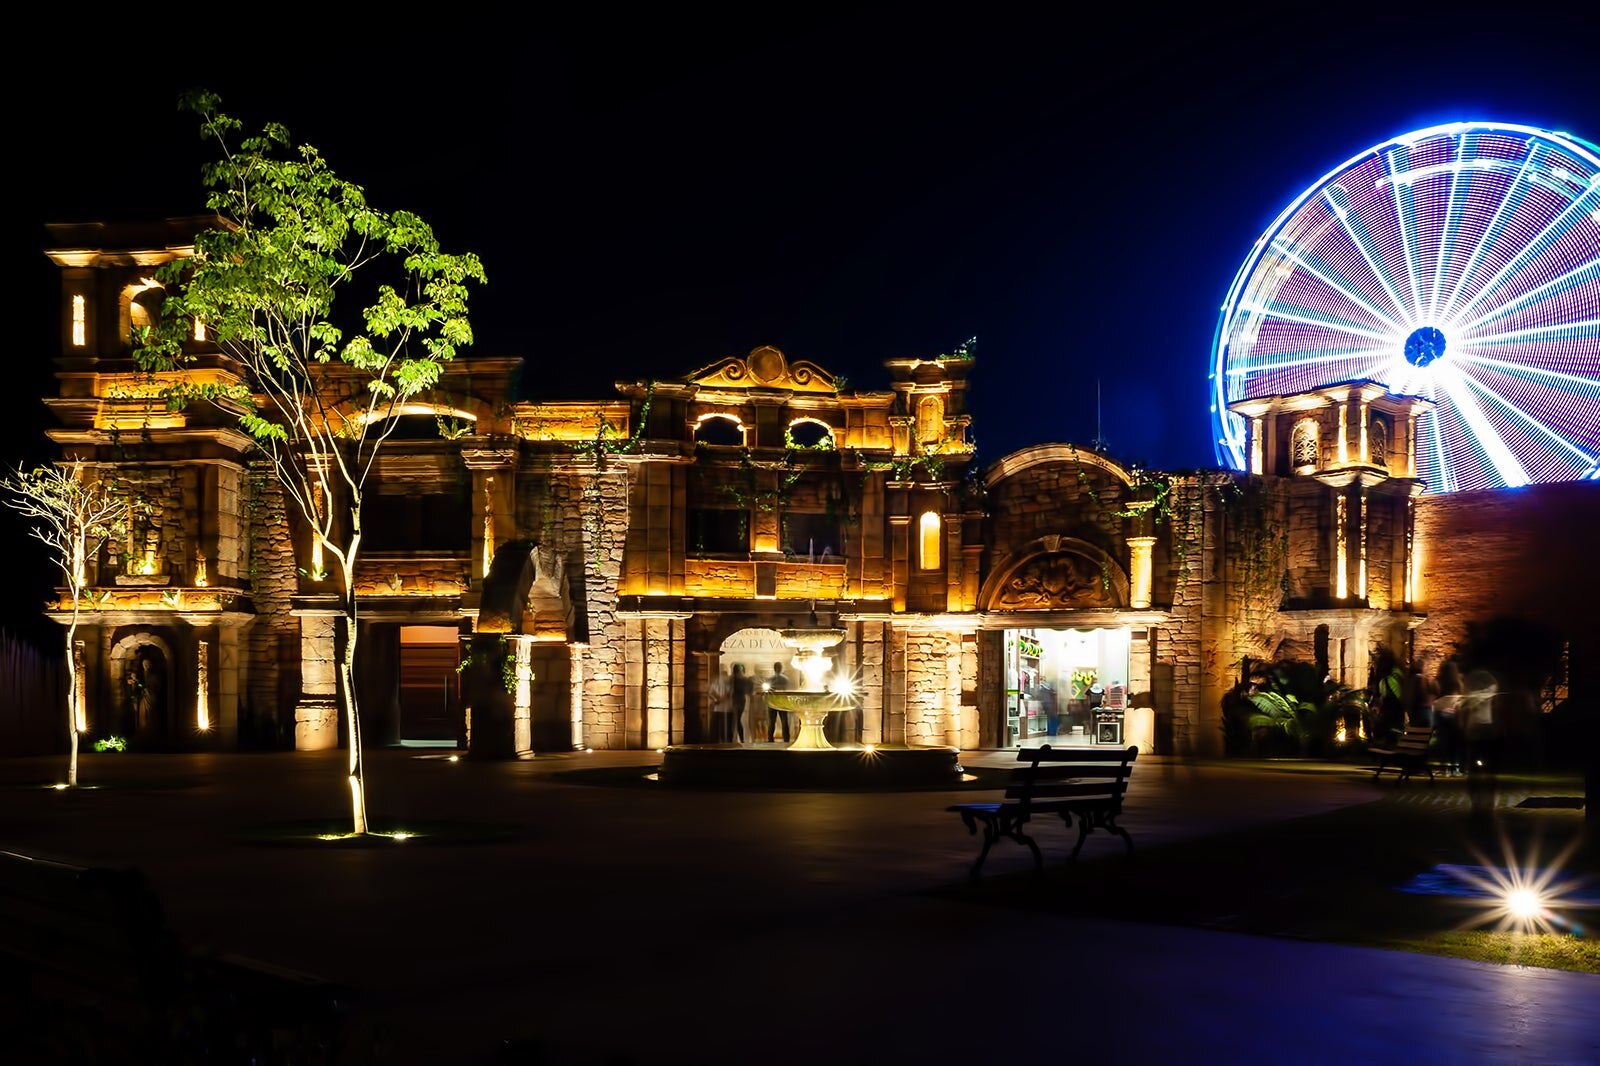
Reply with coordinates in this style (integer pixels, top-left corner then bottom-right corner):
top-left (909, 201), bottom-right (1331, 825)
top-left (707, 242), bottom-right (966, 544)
top-left (363, 491), bottom-right (469, 552)
top-left (689, 509), bottom-right (748, 555)
top-left (919, 511), bottom-right (941, 570)
top-left (781, 513), bottom-right (844, 560)
top-left (71, 295), bottom-right (86, 347)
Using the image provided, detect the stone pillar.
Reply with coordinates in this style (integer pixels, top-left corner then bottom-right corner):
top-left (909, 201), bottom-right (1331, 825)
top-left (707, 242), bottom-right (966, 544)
top-left (293, 608), bottom-right (341, 751)
top-left (216, 624), bottom-right (242, 746)
top-left (461, 633), bottom-right (529, 759)
top-left (570, 642), bottom-right (587, 750)
top-left (1127, 535), bottom-right (1157, 610)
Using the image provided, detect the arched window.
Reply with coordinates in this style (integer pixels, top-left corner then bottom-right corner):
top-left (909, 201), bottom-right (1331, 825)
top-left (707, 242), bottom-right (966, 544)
top-left (784, 418), bottom-right (834, 449)
top-left (915, 395), bottom-right (945, 448)
top-left (694, 414), bottom-right (744, 447)
top-left (1291, 419), bottom-right (1319, 471)
top-left (918, 511), bottom-right (941, 570)
top-left (120, 282), bottom-right (165, 346)
top-left (1368, 418), bottom-right (1388, 468)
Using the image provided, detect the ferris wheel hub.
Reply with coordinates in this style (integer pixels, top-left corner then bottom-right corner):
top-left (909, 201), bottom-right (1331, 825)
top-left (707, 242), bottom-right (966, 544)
top-left (1403, 326), bottom-right (1448, 368)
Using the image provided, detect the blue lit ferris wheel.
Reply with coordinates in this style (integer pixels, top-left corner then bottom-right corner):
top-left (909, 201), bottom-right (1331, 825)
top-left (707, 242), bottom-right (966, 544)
top-left (1211, 121), bottom-right (1600, 492)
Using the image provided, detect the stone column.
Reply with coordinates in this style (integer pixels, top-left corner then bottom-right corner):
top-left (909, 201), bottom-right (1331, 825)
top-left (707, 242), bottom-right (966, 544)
top-left (1127, 535), bottom-right (1157, 610)
top-left (461, 632), bottom-right (530, 759)
top-left (292, 607), bottom-right (341, 751)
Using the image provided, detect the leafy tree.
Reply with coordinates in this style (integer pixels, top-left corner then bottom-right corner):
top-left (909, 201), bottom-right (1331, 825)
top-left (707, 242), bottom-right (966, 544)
top-left (0, 465), bottom-right (135, 786)
top-left (140, 91), bottom-right (486, 834)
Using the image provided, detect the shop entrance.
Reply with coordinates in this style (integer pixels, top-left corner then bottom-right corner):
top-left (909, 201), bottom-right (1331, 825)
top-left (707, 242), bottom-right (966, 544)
top-left (1003, 626), bottom-right (1130, 748)
top-left (398, 625), bottom-right (460, 743)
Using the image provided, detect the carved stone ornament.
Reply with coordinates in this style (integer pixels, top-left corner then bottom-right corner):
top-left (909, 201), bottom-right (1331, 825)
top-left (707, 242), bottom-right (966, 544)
top-left (994, 551), bottom-right (1116, 609)
top-left (687, 346), bottom-right (838, 394)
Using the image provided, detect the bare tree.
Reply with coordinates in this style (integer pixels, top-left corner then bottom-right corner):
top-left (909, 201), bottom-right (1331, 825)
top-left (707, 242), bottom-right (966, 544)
top-left (1, 465), bottom-right (133, 786)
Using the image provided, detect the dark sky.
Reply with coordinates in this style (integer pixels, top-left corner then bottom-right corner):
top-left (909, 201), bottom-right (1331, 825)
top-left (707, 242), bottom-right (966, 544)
top-left (5, 8), bottom-right (1598, 642)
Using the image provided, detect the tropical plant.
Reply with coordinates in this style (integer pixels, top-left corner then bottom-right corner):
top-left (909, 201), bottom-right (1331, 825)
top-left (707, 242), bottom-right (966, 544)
top-left (1232, 657), bottom-right (1366, 757)
top-left (138, 91), bottom-right (485, 834)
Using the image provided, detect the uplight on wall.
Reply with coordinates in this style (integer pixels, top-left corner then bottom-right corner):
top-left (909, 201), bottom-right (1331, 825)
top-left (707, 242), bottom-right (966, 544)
top-left (196, 641), bottom-right (211, 732)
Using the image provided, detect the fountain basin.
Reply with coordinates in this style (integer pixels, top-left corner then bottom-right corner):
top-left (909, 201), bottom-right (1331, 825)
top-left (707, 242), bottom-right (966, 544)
top-left (656, 744), bottom-right (966, 788)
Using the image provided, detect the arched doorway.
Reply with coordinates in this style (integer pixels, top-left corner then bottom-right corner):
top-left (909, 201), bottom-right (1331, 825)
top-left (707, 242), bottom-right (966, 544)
top-left (109, 632), bottom-right (175, 748)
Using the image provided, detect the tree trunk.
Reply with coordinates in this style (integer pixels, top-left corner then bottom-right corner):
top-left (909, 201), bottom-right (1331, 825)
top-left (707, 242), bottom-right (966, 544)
top-left (64, 609), bottom-right (79, 787)
top-left (339, 564), bottom-right (368, 835)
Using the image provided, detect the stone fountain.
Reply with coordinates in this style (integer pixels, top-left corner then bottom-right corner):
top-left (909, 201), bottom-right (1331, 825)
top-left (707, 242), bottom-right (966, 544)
top-left (764, 620), bottom-right (851, 749)
top-left (655, 611), bottom-right (967, 788)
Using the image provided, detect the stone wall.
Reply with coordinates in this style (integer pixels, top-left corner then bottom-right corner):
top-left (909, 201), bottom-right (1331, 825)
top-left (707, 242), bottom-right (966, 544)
top-left (1412, 481), bottom-right (1600, 691)
top-left (244, 468), bottom-right (300, 741)
top-left (517, 460), bottom-right (629, 747)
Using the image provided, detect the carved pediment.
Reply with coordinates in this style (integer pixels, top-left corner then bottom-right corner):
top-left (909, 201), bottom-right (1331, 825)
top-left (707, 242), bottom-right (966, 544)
top-left (688, 346), bottom-right (837, 394)
top-left (993, 551), bottom-right (1118, 610)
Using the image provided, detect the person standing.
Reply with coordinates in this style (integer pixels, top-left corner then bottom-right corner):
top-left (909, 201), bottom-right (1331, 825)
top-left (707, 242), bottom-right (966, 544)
top-left (730, 664), bottom-right (752, 744)
top-left (708, 667), bottom-right (733, 743)
top-left (766, 660), bottom-right (792, 743)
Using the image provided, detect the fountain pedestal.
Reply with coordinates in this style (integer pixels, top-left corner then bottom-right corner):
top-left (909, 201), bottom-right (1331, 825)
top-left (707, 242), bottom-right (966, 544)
top-left (765, 691), bottom-right (846, 749)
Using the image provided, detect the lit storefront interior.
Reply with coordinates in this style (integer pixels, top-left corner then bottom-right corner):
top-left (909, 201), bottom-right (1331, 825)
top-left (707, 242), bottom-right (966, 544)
top-left (1002, 627), bottom-right (1130, 747)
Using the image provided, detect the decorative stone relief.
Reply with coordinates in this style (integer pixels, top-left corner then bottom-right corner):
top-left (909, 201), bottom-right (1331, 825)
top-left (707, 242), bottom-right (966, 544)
top-left (994, 551), bottom-right (1116, 609)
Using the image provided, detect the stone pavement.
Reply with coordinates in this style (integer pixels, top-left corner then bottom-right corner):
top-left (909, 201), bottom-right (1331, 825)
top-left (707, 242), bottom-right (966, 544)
top-left (1, 748), bottom-right (1595, 1065)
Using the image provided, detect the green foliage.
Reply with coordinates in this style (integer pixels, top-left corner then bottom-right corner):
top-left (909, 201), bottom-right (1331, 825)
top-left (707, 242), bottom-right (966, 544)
top-left (1228, 657), bottom-right (1366, 757)
top-left (457, 637), bottom-right (517, 694)
top-left (136, 90), bottom-right (486, 590)
top-left (933, 336), bottom-right (977, 361)
top-left (92, 735), bottom-right (128, 753)
top-left (722, 449), bottom-right (804, 512)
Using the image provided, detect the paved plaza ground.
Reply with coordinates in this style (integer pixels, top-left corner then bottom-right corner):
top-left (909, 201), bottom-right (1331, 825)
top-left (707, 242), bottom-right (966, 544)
top-left (2, 746), bottom-right (1597, 1065)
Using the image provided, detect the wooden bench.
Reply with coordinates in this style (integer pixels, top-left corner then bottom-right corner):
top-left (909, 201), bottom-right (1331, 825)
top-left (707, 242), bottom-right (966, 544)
top-left (947, 744), bottom-right (1138, 880)
top-left (1369, 725), bottom-right (1436, 783)
top-left (0, 848), bottom-right (352, 1062)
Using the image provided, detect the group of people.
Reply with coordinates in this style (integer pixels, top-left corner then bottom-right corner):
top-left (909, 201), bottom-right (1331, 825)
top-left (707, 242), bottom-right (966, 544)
top-left (1379, 656), bottom-right (1504, 813)
top-left (708, 661), bottom-right (793, 744)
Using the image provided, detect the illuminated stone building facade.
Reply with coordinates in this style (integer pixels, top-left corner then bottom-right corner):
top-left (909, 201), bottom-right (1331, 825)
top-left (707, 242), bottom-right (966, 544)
top-left (35, 220), bottom-right (1594, 758)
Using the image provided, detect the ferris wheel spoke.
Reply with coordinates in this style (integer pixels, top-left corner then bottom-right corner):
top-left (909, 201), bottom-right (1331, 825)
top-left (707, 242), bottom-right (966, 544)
top-left (1224, 344), bottom-right (1388, 379)
top-left (1456, 255), bottom-right (1600, 334)
top-left (1322, 186), bottom-right (1413, 324)
top-left (1455, 371), bottom-right (1599, 465)
top-left (1436, 141), bottom-right (1544, 323)
top-left (1243, 303), bottom-right (1396, 345)
top-left (1433, 364), bottom-right (1530, 487)
top-left (1428, 133), bottom-right (1472, 322)
top-left (1446, 181), bottom-right (1598, 327)
top-left (1453, 347), bottom-right (1600, 390)
top-left (1383, 148), bottom-right (1427, 320)
top-left (1267, 240), bottom-right (1406, 333)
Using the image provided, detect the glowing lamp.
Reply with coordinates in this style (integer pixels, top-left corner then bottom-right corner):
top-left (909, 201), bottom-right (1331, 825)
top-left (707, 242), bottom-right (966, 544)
top-left (1506, 887), bottom-right (1542, 922)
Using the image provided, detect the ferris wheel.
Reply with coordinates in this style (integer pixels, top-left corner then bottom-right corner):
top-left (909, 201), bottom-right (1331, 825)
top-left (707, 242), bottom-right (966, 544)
top-left (1211, 121), bottom-right (1600, 493)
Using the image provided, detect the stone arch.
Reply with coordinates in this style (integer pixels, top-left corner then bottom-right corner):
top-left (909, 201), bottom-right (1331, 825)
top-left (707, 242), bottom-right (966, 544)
top-left (119, 281), bottom-right (165, 346)
top-left (108, 629), bottom-right (176, 744)
top-left (694, 412), bottom-right (746, 447)
top-left (981, 444), bottom-right (1137, 490)
top-left (979, 535), bottom-right (1129, 611)
top-left (478, 540), bottom-right (572, 638)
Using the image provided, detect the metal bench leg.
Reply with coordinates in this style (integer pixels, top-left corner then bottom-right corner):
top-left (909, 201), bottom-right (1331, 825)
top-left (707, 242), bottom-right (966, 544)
top-left (966, 816), bottom-right (999, 881)
top-left (1069, 818), bottom-right (1092, 862)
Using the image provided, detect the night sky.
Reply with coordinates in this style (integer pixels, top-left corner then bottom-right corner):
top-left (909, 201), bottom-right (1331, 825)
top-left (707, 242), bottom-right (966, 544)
top-left (4, 9), bottom-right (1598, 642)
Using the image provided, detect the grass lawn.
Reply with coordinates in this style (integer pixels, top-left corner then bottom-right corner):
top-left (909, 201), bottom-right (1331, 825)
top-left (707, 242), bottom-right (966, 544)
top-left (949, 770), bottom-right (1600, 973)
